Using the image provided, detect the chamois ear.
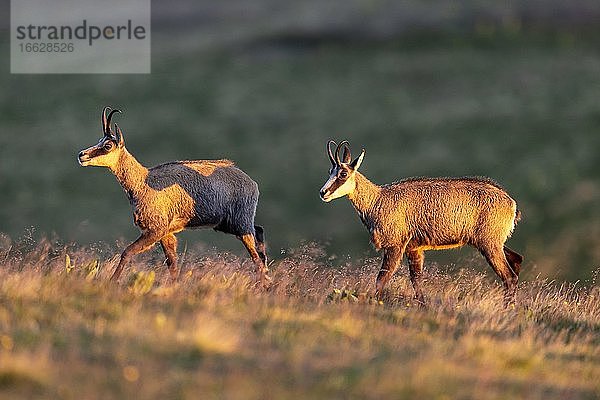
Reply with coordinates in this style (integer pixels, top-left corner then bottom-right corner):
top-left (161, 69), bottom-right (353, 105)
top-left (335, 140), bottom-right (350, 165)
top-left (341, 144), bottom-right (352, 164)
top-left (349, 149), bottom-right (364, 171)
top-left (114, 123), bottom-right (125, 147)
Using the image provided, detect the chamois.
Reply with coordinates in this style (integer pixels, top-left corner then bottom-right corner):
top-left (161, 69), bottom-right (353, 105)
top-left (320, 140), bottom-right (523, 304)
top-left (78, 107), bottom-right (271, 286)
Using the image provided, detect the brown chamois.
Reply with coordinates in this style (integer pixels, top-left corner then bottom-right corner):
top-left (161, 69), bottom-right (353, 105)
top-left (320, 140), bottom-right (523, 304)
top-left (78, 107), bottom-right (271, 286)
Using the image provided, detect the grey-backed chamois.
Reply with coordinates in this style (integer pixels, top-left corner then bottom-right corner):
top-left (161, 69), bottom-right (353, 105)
top-left (320, 140), bottom-right (523, 304)
top-left (78, 107), bottom-right (271, 286)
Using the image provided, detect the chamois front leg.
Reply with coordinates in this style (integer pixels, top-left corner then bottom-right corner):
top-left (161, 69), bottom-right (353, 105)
top-left (160, 233), bottom-right (179, 280)
top-left (111, 231), bottom-right (164, 281)
top-left (239, 233), bottom-right (272, 289)
top-left (375, 245), bottom-right (405, 301)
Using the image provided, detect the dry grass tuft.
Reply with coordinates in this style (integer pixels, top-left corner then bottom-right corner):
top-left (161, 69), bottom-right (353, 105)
top-left (0, 238), bottom-right (598, 399)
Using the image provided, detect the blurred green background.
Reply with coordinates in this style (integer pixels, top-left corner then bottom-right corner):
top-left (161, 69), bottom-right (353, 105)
top-left (1, 0), bottom-right (600, 280)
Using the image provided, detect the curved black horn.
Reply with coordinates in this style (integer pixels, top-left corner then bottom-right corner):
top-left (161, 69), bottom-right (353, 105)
top-left (327, 140), bottom-right (337, 165)
top-left (101, 106), bottom-right (112, 134)
top-left (105, 109), bottom-right (121, 137)
top-left (335, 140), bottom-right (350, 164)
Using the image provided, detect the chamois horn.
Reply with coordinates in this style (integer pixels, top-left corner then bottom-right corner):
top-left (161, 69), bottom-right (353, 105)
top-left (327, 140), bottom-right (337, 166)
top-left (104, 108), bottom-right (121, 138)
top-left (101, 106), bottom-right (112, 134)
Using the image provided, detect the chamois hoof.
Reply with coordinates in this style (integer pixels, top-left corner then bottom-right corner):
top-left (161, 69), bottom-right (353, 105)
top-left (109, 273), bottom-right (121, 283)
top-left (503, 295), bottom-right (517, 309)
top-left (414, 296), bottom-right (427, 308)
top-left (260, 274), bottom-right (273, 291)
top-left (168, 270), bottom-right (180, 283)
top-left (374, 289), bottom-right (390, 303)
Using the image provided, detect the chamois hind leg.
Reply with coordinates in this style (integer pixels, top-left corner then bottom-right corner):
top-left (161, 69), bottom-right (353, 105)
top-left (111, 231), bottom-right (163, 281)
top-left (375, 245), bottom-right (405, 301)
top-left (160, 233), bottom-right (179, 280)
top-left (239, 233), bottom-right (272, 288)
top-left (254, 225), bottom-right (267, 265)
top-left (406, 248), bottom-right (426, 304)
top-left (503, 246), bottom-right (523, 277)
top-left (480, 244), bottom-right (518, 306)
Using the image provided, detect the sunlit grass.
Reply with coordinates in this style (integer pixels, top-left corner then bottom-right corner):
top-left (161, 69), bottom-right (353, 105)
top-left (0, 238), bottom-right (598, 399)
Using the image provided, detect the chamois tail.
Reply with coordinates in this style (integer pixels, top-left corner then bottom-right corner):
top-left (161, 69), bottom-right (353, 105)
top-left (503, 246), bottom-right (523, 276)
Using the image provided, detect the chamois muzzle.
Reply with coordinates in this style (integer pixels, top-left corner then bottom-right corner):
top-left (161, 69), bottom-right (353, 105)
top-left (319, 173), bottom-right (339, 202)
top-left (78, 150), bottom-right (89, 165)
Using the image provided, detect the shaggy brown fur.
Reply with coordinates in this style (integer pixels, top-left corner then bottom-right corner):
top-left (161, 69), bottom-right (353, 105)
top-left (320, 140), bottom-right (522, 304)
top-left (78, 107), bottom-right (270, 286)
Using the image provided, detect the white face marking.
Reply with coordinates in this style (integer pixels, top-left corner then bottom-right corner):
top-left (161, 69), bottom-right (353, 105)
top-left (320, 170), bottom-right (356, 202)
top-left (82, 151), bottom-right (120, 167)
top-left (320, 175), bottom-right (337, 202)
top-left (78, 140), bottom-right (121, 168)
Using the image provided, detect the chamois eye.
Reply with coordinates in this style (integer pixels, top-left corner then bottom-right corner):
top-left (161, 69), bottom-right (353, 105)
top-left (103, 142), bottom-right (114, 151)
top-left (339, 170), bottom-right (348, 179)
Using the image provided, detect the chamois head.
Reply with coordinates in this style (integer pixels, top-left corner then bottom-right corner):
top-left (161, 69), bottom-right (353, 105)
top-left (319, 140), bottom-right (365, 202)
top-left (78, 106), bottom-right (126, 168)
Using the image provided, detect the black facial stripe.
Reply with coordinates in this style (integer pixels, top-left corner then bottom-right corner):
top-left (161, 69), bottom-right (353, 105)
top-left (325, 177), bottom-right (346, 194)
top-left (86, 145), bottom-right (110, 159)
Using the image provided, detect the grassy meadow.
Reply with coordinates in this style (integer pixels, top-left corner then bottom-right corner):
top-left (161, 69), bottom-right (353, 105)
top-left (0, 239), bottom-right (598, 399)
top-left (2, 1), bottom-right (600, 398)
